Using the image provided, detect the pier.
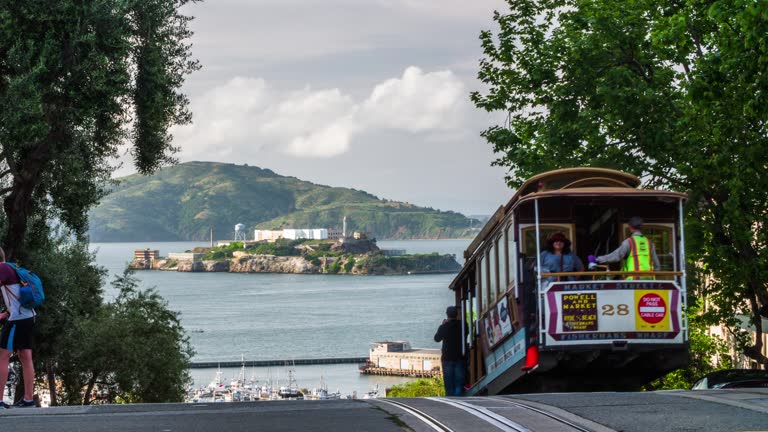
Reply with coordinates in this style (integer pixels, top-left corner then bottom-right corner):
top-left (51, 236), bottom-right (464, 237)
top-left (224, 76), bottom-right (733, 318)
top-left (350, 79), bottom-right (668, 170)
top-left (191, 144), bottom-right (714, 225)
top-left (359, 366), bottom-right (441, 378)
top-left (189, 357), bottom-right (368, 369)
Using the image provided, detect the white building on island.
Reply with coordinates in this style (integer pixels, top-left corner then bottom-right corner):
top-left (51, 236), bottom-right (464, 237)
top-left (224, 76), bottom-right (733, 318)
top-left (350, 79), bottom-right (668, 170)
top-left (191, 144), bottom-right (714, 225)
top-left (254, 228), bottom-right (329, 241)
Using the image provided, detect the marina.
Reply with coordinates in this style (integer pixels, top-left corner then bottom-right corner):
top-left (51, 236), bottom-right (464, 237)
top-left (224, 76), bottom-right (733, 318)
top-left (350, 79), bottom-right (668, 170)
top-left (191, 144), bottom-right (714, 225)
top-left (186, 361), bottom-right (376, 402)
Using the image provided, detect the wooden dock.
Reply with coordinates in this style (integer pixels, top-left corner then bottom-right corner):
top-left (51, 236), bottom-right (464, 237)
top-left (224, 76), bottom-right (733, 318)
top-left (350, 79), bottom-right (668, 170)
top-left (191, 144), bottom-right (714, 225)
top-left (359, 366), bottom-right (442, 378)
top-left (189, 357), bottom-right (368, 369)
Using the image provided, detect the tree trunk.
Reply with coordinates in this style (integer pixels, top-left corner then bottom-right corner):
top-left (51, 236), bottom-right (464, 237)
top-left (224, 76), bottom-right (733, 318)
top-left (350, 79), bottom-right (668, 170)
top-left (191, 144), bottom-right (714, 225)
top-left (1, 166), bottom-right (44, 261)
top-left (46, 360), bottom-right (57, 406)
top-left (83, 372), bottom-right (98, 406)
top-left (3, 189), bottom-right (32, 262)
top-left (14, 372), bottom-right (23, 404)
top-left (1, 138), bottom-right (52, 261)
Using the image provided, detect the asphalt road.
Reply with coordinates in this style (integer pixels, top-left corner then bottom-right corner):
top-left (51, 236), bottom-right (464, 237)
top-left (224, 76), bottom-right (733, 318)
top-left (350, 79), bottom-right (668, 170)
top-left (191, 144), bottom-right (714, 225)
top-left (0, 389), bottom-right (766, 432)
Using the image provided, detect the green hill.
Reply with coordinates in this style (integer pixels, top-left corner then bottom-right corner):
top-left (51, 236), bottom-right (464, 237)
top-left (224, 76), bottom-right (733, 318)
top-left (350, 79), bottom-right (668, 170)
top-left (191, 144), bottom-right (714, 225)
top-left (88, 161), bottom-right (478, 242)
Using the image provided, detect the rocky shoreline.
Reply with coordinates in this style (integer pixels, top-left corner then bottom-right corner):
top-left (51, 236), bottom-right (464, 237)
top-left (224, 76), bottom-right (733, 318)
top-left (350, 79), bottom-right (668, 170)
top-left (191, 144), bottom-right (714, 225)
top-left (130, 252), bottom-right (460, 275)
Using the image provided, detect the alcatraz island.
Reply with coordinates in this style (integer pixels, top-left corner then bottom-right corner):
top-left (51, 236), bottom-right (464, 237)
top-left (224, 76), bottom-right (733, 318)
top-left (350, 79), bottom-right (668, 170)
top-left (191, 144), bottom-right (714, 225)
top-left (131, 227), bottom-right (461, 276)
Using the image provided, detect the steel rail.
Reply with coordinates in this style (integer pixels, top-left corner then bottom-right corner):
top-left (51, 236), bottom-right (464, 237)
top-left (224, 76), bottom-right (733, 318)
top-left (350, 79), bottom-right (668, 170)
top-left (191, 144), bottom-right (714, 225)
top-left (376, 399), bottom-right (455, 432)
top-left (427, 397), bottom-right (531, 432)
top-left (487, 396), bottom-right (596, 432)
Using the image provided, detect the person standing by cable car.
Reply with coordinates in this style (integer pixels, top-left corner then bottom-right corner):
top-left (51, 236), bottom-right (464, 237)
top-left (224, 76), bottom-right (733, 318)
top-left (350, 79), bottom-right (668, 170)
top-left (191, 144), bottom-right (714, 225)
top-left (434, 306), bottom-right (466, 397)
top-left (591, 217), bottom-right (661, 280)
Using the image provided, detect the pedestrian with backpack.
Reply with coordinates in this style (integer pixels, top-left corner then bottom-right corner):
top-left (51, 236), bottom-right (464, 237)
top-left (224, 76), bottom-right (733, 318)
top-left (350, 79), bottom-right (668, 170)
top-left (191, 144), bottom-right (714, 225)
top-left (0, 247), bottom-right (38, 408)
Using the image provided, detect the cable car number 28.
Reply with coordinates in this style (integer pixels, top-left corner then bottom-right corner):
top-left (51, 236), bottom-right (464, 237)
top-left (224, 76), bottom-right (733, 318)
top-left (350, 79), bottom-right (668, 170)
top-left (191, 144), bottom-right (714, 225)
top-left (602, 304), bottom-right (630, 316)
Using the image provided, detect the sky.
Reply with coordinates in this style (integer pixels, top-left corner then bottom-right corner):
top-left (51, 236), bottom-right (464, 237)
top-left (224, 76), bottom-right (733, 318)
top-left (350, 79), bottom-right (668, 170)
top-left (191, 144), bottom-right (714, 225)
top-left (124, 0), bottom-right (514, 216)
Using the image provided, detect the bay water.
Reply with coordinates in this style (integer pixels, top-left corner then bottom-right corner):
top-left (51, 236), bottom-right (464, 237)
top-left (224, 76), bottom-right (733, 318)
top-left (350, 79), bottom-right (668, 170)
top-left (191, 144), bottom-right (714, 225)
top-left (90, 239), bottom-right (469, 396)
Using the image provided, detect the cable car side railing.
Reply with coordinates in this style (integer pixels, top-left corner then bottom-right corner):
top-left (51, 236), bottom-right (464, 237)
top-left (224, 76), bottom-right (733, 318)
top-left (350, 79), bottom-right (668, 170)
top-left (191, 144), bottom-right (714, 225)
top-left (541, 270), bottom-right (684, 280)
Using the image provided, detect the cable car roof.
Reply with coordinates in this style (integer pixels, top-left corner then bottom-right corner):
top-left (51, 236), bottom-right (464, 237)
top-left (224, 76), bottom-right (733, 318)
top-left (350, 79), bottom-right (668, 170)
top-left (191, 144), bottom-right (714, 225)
top-left (517, 168), bottom-right (642, 196)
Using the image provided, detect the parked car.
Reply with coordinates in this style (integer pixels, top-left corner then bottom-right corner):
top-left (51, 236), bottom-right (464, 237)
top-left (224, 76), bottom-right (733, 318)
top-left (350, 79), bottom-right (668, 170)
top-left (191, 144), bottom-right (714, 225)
top-left (692, 369), bottom-right (768, 390)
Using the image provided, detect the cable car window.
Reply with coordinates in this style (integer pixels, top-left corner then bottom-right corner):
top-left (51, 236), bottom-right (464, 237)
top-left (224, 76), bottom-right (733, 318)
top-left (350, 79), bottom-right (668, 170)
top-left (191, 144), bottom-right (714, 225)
top-left (507, 224), bottom-right (516, 289)
top-left (489, 243), bottom-right (498, 301)
top-left (479, 255), bottom-right (488, 310)
top-left (622, 224), bottom-right (675, 271)
top-left (497, 235), bottom-right (506, 297)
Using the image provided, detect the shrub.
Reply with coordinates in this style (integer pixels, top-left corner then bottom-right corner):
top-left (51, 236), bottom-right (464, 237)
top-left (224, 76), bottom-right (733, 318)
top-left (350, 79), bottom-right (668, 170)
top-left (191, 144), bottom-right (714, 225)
top-left (343, 257), bottom-right (356, 273)
top-left (387, 378), bottom-right (445, 397)
top-left (327, 260), bottom-right (341, 274)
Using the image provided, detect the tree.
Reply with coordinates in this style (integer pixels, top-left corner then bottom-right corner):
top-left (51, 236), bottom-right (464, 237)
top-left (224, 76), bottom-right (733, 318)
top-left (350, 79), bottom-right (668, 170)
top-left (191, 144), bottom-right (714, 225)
top-left (473, 0), bottom-right (768, 367)
top-left (0, 0), bottom-right (199, 260)
top-left (0, 0), bottom-right (198, 404)
top-left (62, 270), bottom-right (193, 405)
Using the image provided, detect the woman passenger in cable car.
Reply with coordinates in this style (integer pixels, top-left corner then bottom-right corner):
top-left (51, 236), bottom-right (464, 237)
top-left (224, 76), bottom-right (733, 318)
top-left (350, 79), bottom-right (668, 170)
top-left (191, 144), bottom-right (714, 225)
top-left (540, 232), bottom-right (584, 282)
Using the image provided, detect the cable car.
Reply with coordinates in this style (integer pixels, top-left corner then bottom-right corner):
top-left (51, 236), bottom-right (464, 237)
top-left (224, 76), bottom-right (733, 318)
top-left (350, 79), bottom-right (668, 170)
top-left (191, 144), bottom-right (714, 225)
top-left (451, 168), bottom-right (689, 394)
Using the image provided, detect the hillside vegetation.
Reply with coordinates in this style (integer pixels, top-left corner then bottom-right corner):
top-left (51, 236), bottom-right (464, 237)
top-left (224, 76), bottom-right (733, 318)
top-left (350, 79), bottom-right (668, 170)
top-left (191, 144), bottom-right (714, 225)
top-left (89, 162), bottom-right (478, 242)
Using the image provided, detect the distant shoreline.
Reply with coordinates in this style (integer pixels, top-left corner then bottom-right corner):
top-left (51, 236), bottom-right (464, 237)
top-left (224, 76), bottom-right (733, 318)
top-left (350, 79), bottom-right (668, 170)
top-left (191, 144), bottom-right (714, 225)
top-left (130, 250), bottom-right (462, 276)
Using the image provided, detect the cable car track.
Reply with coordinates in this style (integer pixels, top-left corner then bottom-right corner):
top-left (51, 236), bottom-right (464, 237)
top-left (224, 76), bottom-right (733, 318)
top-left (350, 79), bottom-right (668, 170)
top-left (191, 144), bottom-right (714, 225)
top-left (427, 397), bottom-right (532, 432)
top-left (376, 399), bottom-right (455, 432)
top-left (377, 397), bottom-right (603, 432)
top-left (486, 396), bottom-right (597, 432)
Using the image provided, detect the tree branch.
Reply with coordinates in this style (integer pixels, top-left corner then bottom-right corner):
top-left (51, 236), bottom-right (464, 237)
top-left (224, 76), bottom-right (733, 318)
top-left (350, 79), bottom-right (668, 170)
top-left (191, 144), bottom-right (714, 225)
top-left (687, 25), bottom-right (704, 58)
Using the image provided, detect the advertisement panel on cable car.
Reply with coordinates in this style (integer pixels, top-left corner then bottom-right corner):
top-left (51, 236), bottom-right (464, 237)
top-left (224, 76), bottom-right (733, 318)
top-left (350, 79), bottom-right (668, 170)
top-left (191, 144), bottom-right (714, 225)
top-left (543, 280), bottom-right (683, 346)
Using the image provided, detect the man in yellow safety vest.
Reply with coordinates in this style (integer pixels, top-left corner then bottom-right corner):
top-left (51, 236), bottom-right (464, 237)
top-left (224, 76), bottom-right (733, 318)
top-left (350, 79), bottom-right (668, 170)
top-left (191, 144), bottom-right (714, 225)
top-left (591, 217), bottom-right (660, 280)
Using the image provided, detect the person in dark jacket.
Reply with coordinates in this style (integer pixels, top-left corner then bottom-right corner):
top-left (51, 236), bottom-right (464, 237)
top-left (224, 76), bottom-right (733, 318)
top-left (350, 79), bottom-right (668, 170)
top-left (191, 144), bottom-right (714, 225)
top-left (434, 306), bottom-right (465, 396)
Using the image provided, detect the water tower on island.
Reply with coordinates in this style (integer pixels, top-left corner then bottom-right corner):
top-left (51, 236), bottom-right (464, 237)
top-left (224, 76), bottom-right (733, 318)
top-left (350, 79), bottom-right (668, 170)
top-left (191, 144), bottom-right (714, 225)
top-left (234, 223), bottom-right (247, 242)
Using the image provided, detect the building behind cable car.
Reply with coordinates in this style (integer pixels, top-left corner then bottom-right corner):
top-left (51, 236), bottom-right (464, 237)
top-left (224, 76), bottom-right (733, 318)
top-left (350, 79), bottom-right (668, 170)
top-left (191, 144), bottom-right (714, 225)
top-left (450, 168), bottom-right (690, 394)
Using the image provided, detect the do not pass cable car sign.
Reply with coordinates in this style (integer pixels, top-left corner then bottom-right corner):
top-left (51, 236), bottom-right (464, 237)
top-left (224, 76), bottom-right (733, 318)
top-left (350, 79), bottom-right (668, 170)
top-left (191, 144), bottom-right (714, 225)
top-left (638, 293), bottom-right (666, 323)
top-left (635, 291), bottom-right (670, 331)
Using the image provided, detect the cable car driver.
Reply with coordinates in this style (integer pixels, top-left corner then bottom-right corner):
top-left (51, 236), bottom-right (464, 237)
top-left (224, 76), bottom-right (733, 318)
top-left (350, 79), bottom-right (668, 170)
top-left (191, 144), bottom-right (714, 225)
top-left (589, 217), bottom-right (661, 280)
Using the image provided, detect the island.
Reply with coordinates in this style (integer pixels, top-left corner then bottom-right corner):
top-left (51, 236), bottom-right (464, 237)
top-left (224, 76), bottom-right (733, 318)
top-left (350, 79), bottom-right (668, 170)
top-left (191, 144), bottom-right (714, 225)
top-left (130, 238), bottom-right (461, 275)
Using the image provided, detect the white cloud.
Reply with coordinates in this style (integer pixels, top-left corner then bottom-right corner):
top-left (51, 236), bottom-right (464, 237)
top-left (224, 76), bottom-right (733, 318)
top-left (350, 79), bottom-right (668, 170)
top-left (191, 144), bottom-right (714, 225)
top-left (174, 66), bottom-right (470, 159)
top-left (361, 66), bottom-right (466, 132)
top-left (286, 119), bottom-right (358, 157)
top-left (259, 88), bottom-right (355, 138)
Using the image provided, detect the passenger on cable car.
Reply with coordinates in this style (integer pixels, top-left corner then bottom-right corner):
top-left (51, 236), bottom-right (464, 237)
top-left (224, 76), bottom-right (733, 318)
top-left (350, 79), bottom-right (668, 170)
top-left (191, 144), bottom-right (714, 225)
top-left (539, 232), bottom-right (584, 282)
top-left (589, 216), bottom-right (661, 280)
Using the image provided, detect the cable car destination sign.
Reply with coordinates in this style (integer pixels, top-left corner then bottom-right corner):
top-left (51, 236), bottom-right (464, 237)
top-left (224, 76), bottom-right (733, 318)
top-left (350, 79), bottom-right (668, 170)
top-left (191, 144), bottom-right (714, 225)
top-left (544, 281), bottom-right (682, 346)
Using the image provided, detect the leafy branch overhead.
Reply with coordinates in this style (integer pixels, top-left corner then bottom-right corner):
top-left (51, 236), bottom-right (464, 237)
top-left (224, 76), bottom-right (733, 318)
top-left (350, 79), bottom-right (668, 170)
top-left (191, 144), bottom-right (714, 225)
top-left (474, 0), bottom-right (768, 367)
top-left (0, 0), bottom-right (199, 260)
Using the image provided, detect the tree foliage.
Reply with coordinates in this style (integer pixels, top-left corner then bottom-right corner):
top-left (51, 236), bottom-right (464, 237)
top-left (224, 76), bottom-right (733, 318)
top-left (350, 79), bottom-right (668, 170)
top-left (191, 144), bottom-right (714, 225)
top-left (473, 0), bottom-right (768, 366)
top-left (0, 0), bottom-right (199, 259)
top-left (387, 378), bottom-right (445, 398)
top-left (74, 271), bottom-right (193, 404)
